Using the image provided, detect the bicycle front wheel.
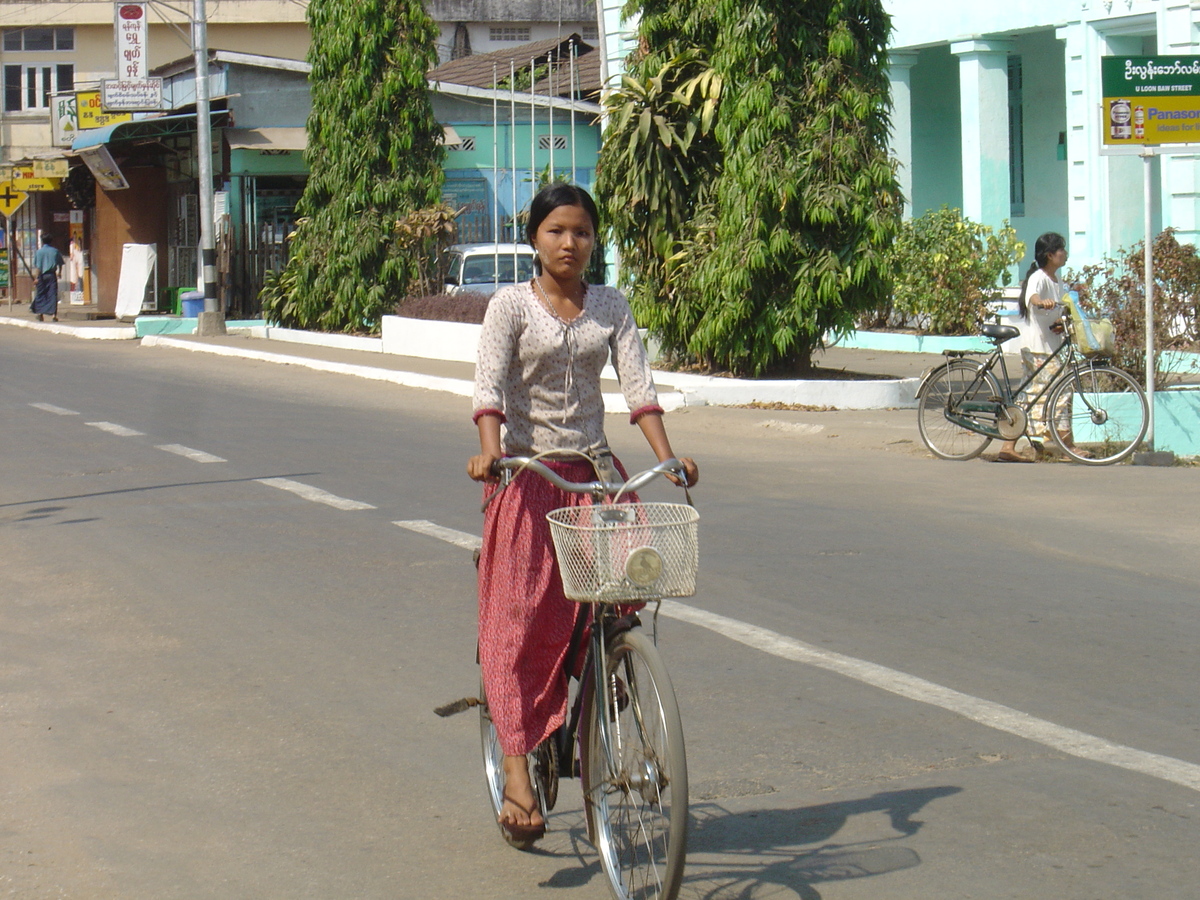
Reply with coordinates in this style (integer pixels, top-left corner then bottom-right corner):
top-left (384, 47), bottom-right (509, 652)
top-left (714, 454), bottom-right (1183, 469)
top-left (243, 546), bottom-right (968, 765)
top-left (581, 629), bottom-right (688, 900)
top-left (917, 359), bottom-right (1000, 460)
top-left (1046, 365), bottom-right (1148, 465)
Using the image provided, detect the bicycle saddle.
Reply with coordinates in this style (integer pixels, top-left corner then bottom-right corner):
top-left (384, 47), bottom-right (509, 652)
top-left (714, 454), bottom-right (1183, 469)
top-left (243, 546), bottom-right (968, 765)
top-left (981, 322), bottom-right (1020, 343)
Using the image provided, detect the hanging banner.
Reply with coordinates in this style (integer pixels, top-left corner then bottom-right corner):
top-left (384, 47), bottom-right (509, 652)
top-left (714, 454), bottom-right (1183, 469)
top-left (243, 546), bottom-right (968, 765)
top-left (78, 144), bottom-right (130, 191)
top-left (1102, 56), bottom-right (1200, 146)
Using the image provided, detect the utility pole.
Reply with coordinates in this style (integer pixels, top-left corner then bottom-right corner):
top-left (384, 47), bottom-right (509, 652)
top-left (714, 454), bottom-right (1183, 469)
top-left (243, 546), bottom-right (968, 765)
top-left (192, 0), bottom-right (224, 335)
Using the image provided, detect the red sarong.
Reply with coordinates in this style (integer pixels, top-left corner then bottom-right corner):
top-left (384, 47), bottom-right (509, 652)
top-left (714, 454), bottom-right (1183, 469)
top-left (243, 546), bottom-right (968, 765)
top-left (478, 457), bottom-right (635, 756)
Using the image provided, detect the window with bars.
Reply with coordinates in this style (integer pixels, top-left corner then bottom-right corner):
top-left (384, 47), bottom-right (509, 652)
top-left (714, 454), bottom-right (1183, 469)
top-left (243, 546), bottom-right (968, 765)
top-left (581, 24), bottom-right (599, 42)
top-left (490, 26), bottom-right (531, 42)
top-left (4, 63), bottom-right (74, 112)
top-left (449, 135), bottom-right (477, 151)
top-left (1008, 55), bottom-right (1025, 217)
top-left (3, 28), bottom-right (74, 52)
top-left (538, 134), bottom-right (568, 150)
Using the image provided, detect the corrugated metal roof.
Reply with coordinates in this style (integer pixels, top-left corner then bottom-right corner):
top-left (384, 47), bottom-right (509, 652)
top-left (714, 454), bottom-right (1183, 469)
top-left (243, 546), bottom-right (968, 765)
top-left (426, 34), bottom-right (601, 98)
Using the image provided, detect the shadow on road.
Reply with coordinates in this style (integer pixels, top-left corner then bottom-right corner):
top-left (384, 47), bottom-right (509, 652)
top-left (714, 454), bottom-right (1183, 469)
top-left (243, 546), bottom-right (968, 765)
top-left (678, 785), bottom-right (963, 899)
top-left (533, 785), bottom-right (961, 898)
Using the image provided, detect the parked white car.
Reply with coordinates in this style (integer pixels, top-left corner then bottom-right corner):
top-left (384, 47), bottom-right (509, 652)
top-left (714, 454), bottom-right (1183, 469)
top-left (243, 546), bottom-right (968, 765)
top-left (444, 243), bottom-right (536, 297)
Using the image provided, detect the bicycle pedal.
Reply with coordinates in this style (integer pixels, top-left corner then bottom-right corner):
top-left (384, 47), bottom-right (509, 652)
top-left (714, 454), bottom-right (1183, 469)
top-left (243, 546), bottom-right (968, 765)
top-left (433, 696), bottom-right (480, 717)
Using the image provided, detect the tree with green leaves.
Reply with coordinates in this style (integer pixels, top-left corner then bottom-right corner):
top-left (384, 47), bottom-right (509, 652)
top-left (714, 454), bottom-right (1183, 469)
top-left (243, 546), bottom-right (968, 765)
top-left (598, 0), bottom-right (902, 375)
top-left (261, 0), bottom-right (444, 332)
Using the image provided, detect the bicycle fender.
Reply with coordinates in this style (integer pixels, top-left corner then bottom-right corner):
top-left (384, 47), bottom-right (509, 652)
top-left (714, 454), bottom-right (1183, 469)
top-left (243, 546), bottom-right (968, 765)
top-left (916, 358), bottom-right (982, 398)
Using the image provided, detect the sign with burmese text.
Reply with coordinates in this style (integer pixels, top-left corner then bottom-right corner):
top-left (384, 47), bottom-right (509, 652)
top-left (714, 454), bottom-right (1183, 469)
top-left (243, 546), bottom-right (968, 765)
top-left (105, 3), bottom-right (162, 111)
top-left (1102, 56), bottom-right (1200, 146)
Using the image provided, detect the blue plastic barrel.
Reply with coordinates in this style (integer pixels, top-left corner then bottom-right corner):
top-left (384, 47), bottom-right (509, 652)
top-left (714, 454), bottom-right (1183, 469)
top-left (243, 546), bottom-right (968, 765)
top-left (180, 291), bottom-right (204, 318)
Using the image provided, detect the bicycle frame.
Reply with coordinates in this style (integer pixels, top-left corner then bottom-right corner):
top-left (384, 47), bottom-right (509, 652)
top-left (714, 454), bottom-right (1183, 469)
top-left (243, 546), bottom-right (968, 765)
top-left (935, 324), bottom-right (1089, 441)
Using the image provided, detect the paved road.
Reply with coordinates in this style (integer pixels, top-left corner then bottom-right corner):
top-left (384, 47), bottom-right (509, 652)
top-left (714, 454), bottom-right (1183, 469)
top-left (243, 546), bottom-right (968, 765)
top-left (2, 328), bottom-right (1198, 899)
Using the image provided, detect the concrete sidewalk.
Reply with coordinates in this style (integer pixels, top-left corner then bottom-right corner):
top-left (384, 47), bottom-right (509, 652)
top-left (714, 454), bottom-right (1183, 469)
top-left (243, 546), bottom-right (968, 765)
top-left (1, 310), bottom-right (944, 410)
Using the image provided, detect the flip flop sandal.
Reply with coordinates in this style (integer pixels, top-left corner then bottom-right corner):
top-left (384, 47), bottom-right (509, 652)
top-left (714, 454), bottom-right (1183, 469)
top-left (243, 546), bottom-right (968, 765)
top-left (996, 451), bottom-right (1034, 463)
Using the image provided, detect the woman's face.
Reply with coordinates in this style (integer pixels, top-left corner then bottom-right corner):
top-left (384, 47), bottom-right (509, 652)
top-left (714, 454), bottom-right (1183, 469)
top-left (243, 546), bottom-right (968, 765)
top-left (532, 203), bottom-right (595, 282)
top-left (1047, 246), bottom-right (1068, 269)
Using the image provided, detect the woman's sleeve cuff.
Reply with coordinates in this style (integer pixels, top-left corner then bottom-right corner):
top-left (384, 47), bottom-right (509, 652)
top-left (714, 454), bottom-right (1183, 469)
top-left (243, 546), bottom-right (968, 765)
top-left (629, 404), bottom-right (664, 424)
top-left (473, 408), bottom-right (506, 424)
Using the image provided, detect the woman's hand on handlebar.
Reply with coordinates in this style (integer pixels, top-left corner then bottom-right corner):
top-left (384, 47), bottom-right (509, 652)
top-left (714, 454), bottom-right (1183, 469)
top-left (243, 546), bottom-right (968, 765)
top-left (669, 457), bottom-right (699, 489)
top-left (467, 452), bottom-right (502, 483)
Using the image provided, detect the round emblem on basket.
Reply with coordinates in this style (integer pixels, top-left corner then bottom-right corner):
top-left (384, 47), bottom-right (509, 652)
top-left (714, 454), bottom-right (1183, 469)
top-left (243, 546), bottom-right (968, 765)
top-left (625, 546), bottom-right (663, 587)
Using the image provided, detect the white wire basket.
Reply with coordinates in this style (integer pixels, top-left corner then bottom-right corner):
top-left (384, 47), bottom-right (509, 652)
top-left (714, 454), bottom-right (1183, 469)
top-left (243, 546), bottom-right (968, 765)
top-left (546, 502), bottom-right (699, 603)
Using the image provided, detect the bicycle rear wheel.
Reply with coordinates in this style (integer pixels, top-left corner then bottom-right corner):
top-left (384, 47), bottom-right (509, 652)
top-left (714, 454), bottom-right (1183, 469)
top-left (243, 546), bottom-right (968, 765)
top-left (581, 629), bottom-right (688, 900)
top-left (1046, 365), bottom-right (1148, 465)
top-left (479, 681), bottom-right (555, 850)
top-left (917, 359), bottom-right (1001, 460)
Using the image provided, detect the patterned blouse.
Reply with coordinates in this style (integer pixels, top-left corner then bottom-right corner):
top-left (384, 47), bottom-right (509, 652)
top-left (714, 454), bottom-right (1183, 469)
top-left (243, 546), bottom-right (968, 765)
top-left (472, 281), bottom-right (663, 456)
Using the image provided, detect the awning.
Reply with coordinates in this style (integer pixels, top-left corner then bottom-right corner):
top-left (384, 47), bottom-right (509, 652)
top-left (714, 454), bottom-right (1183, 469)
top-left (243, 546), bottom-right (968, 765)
top-left (72, 110), bottom-right (231, 151)
top-left (439, 125), bottom-right (461, 147)
top-left (226, 127), bottom-right (307, 151)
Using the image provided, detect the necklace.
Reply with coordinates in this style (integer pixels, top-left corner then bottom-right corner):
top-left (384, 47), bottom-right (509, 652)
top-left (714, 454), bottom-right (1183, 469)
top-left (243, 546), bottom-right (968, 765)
top-left (533, 276), bottom-right (586, 324)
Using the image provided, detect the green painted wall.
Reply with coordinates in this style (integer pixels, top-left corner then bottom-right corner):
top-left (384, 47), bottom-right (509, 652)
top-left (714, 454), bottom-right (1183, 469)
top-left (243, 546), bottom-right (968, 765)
top-left (1010, 30), bottom-right (1069, 273)
top-left (910, 45), bottom-right (963, 216)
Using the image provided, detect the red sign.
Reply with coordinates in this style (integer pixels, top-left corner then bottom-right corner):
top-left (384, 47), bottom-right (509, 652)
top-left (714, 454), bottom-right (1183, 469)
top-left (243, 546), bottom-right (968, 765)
top-left (119, 5), bottom-right (143, 19)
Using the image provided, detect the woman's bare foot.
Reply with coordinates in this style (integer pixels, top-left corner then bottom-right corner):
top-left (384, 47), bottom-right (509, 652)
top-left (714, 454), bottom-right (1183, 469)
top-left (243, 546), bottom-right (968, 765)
top-left (500, 754), bottom-right (545, 837)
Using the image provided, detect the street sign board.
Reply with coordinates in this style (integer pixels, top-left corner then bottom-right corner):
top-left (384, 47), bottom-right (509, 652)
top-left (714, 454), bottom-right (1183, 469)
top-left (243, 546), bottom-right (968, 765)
top-left (33, 159), bottom-right (69, 179)
top-left (1102, 56), bottom-right (1200, 146)
top-left (0, 184), bottom-right (29, 218)
top-left (78, 90), bottom-right (133, 129)
top-left (101, 78), bottom-right (163, 112)
top-left (115, 3), bottom-right (148, 80)
top-left (0, 165), bottom-right (62, 192)
top-left (52, 93), bottom-right (78, 147)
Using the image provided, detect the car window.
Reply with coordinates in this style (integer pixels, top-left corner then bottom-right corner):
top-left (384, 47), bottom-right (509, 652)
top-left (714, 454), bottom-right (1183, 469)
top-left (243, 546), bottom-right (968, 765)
top-left (462, 258), bottom-right (494, 284)
top-left (446, 252), bottom-right (463, 283)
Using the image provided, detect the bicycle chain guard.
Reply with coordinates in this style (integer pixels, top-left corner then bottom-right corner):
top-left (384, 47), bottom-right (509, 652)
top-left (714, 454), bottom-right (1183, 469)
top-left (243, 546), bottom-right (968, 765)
top-left (997, 405), bottom-right (1027, 441)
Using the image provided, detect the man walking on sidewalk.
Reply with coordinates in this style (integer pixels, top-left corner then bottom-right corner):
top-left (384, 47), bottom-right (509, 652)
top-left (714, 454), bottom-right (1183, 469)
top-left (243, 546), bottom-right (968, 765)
top-left (32, 233), bottom-right (64, 322)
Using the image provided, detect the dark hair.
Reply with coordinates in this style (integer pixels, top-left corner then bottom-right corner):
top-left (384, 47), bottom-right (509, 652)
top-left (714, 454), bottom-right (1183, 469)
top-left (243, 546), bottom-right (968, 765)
top-left (40, 232), bottom-right (53, 244)
top-left (1017, 231), bottom-right (1066, 320)
top-left (525, 182), bottom-right (600, 248)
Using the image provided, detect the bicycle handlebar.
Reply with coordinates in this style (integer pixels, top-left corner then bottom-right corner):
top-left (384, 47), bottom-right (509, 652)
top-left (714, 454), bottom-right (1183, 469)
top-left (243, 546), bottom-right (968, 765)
top-left (482, 456), bottom-right (689, 512)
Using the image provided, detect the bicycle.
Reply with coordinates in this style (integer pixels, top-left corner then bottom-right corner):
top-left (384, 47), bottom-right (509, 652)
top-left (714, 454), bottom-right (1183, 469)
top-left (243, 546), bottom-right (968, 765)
top-left (916, 313), bottom-right (1148, 465)
top-left (465, 454), bottom-right (696, 900)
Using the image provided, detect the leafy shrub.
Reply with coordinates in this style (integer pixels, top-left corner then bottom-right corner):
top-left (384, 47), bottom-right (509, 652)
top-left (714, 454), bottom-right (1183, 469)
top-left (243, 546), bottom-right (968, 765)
top-left (871, 206), bottom-right (1024, 335)
top-left (1070, 228), bottom-right (1200, 384)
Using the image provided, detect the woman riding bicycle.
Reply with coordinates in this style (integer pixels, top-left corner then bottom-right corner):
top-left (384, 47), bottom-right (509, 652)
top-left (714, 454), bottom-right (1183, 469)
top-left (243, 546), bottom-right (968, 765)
top-left (466, 182), bottom-right (698, 843)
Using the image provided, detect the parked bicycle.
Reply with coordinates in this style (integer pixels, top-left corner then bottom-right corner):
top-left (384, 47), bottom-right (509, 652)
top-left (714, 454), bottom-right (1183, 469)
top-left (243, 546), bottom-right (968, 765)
top-left (443, 454), bottom-right (696, 900)
top-left (916, 312), bottom-right (1148, 465)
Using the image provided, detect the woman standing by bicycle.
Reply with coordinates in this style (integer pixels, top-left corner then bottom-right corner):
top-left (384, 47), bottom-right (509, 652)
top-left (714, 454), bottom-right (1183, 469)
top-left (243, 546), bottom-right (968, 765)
top-left (996, 231), bottom-right (1086, 462)
top-left (466, 182), bottom-right (698, 843)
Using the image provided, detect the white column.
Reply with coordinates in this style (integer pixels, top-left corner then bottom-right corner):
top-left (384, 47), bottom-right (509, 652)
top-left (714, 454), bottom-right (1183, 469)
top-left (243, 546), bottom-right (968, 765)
top-left (1160, 1), bottom-right (1200, 246)
top-left (888, 52), bottom-right (919, 219)
top-left (951, 39), bottom-right (1014, 227)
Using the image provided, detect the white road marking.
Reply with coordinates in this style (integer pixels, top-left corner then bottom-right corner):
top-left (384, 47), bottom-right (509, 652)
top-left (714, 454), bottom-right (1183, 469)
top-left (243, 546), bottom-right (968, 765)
top-left (30, 402), bottom-right (79, 416)
top-left (255, 477), bottom-right (375, 511)
top-left (86, 421), bottom-right (145, 437)
top-left (402, 517), bottom-right (1200, 794)
top-left (155, 444), bottom-right (227, 464)
top-left (659, 601), bottom-right (1200, 794)
top-left (394, 519), bottom-right (482, 551)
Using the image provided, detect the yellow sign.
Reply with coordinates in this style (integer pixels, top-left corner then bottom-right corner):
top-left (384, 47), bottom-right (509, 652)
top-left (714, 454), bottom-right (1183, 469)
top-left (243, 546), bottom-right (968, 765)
top-left (0, 166), bottom-right (62, 192)
top-left (32, 159), bottom-right (69, 179)
top-left (76, 90), bottom-right (132, 130)
top-left (0, 184), bottom-right (28, 218)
